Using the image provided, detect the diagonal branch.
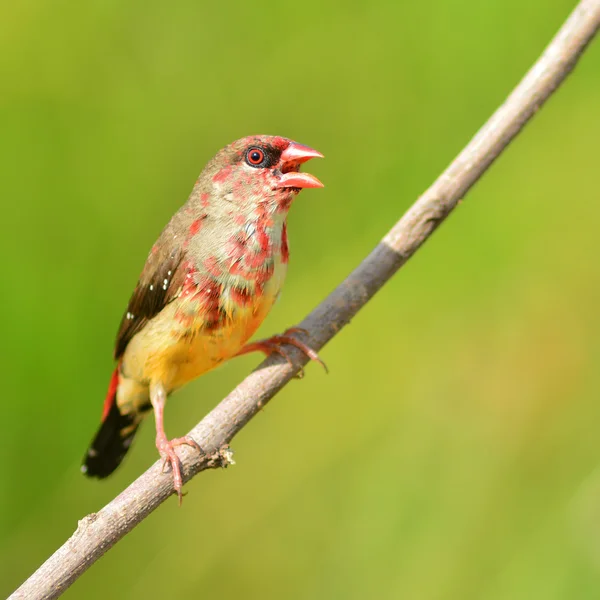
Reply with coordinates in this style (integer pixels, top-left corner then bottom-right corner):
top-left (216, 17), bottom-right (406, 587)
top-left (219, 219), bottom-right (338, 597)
top-left (10, 1), bottom-right (600, 598)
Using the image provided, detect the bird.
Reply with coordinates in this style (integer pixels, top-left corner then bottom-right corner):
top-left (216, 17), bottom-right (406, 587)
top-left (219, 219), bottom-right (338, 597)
top-left (82, 135), bottom-right (325, 502)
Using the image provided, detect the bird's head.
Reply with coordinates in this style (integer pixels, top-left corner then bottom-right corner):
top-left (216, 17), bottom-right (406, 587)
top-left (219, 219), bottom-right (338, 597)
top-left (200, 135), bottom-right (323, 216)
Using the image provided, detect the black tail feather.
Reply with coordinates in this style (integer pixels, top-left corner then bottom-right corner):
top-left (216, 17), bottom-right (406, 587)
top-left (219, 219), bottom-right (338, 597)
top-left (82, 401), bottom-right (141, 478)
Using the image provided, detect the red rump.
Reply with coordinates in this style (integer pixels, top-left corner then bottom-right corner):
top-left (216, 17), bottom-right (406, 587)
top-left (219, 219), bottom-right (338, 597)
top-left (102, 367), bottom-right (120, 422)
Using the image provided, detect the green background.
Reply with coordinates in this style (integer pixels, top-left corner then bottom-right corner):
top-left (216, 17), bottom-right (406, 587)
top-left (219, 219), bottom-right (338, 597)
top-left (2, 0), bottom-right (600, 598)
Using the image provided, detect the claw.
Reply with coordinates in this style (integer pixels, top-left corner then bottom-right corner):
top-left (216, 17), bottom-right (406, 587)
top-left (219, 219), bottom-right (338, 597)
top-left (237, 327), bottom-right (327, 374)
top-left (157, 435), bottom-right (203, 505)
top-left (285, 327), bottom-right (309, 336)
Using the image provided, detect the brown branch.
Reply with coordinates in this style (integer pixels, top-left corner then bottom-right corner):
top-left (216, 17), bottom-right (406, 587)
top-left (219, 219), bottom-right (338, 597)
top-left (10, 1), bottom-right (600, 598)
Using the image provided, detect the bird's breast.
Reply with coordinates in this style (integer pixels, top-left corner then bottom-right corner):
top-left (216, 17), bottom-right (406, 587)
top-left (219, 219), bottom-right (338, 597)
top-left (122, 218), bottom-right (289, 391)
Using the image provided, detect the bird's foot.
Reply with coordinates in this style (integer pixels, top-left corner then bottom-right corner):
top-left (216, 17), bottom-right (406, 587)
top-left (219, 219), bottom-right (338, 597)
top-left (156, 434), bottom-right (203, 505)
top-left (237, 327), bottom-right (327, 377)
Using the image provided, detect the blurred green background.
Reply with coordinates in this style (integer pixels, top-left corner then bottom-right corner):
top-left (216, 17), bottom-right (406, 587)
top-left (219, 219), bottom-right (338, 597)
top-left (2, 0), bottom-right (600, 598)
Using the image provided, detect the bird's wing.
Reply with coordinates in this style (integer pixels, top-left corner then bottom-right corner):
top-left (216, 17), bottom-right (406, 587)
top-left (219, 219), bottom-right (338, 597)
top-left (114, 243), bottom-right (186, 360)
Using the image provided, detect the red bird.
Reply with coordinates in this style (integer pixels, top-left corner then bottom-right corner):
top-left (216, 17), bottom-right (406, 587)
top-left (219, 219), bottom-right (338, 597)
top-left (82, 136), bottom-right (324, 501)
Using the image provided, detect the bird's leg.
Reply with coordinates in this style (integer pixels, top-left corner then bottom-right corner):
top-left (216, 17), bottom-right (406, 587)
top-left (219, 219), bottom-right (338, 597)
top-left (150, 382), bottom-right (202, 505)
top-left (236, 327), bottom-right (328, 375)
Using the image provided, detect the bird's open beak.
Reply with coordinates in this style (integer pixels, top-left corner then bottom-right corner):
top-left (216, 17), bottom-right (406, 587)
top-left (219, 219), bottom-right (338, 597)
top-left (276, 142), bottom-right (324, 189)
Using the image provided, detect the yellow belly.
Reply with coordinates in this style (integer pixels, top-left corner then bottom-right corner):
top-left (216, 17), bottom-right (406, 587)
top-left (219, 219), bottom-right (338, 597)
top-left (120, 258), bottom-right (287, 396)
top-left (164, 290), bottom-right (276, 390)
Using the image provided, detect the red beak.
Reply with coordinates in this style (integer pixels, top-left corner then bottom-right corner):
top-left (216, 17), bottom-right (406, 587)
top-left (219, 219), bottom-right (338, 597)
top-left (276, 142), bottom-right (324, 189)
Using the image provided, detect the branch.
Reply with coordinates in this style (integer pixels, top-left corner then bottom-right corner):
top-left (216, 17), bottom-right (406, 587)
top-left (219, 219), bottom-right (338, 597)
top-left (11, 1), bottom-right (600, 598)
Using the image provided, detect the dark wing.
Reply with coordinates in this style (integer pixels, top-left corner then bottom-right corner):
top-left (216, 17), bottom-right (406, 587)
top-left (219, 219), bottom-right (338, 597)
top-left (114, 243), bottom-right (186, 359)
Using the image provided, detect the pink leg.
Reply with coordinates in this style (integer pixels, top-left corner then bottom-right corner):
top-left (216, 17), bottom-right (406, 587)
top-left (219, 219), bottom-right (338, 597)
top-left (237, 327), bottom-right (328, 375)
top-left (150, 382), bottom-right (202, 505)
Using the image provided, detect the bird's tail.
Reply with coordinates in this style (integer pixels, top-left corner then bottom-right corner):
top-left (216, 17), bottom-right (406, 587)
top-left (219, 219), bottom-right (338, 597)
top-left (82, 368), bottom-right (144, 478)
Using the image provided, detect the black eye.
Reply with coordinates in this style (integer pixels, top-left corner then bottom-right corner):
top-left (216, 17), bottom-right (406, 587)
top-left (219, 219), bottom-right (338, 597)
top-left (245, 147), bottom-right (267, 167)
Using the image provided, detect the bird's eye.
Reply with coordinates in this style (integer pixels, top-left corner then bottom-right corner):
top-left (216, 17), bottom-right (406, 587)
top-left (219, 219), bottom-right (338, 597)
top-left (245, 147), bottom-right (267, 167)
